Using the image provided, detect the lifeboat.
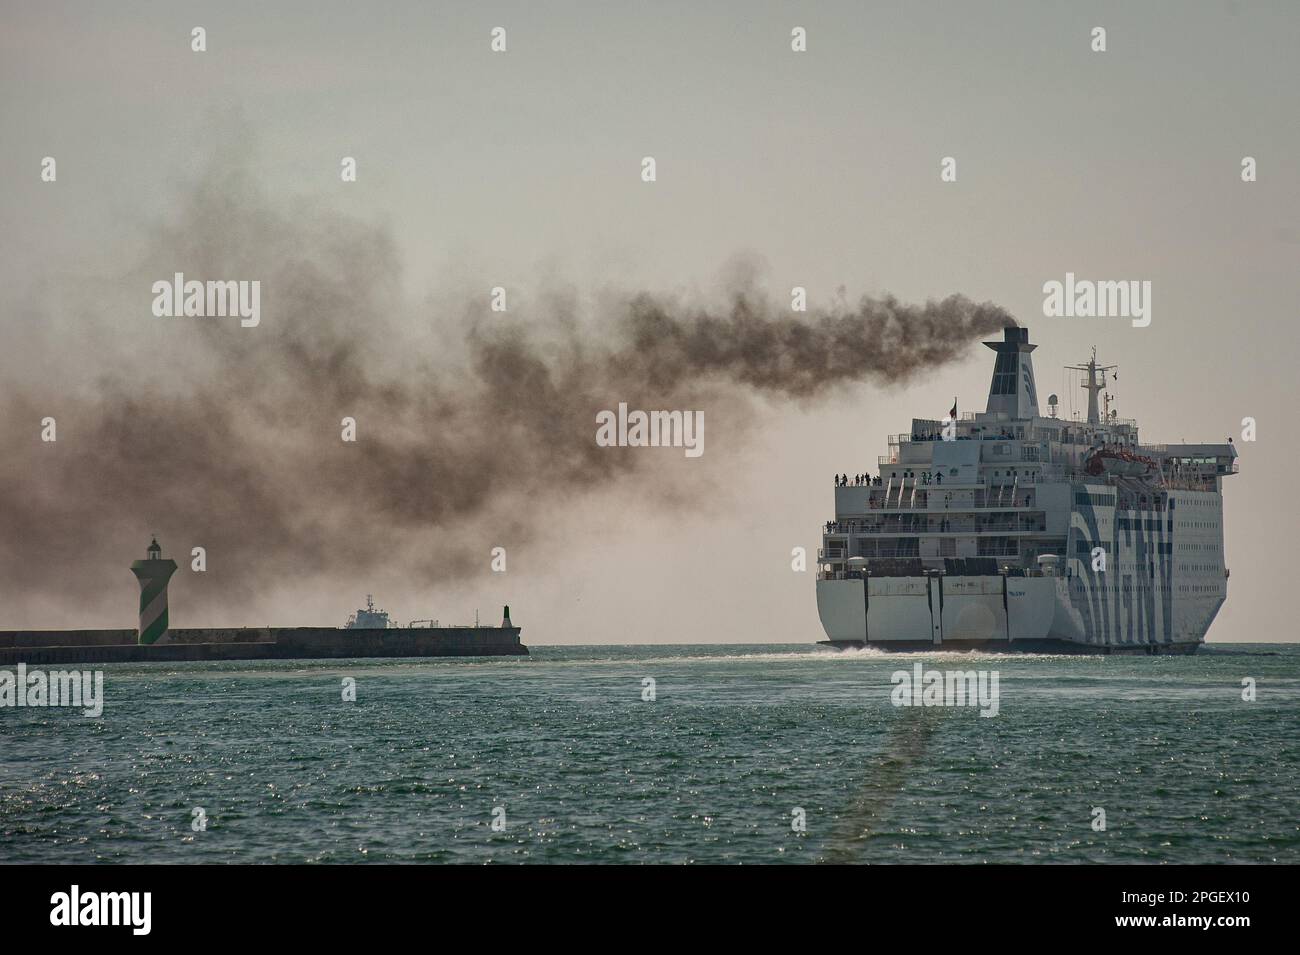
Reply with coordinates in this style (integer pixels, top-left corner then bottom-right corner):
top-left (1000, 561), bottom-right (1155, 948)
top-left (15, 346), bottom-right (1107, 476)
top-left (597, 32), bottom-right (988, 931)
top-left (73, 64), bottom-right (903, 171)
top-left (1084, 447), bottom-right (1157, 478)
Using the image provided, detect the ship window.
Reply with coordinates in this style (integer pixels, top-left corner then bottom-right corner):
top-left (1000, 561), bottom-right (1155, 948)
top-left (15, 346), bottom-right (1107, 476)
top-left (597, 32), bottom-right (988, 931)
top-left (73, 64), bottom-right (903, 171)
top-left (990, 351), bottom-right (1018, 395)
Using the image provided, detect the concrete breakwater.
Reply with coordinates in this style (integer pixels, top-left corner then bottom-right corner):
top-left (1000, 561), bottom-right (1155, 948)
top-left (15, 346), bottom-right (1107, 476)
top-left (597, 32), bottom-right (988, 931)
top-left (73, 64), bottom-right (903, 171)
top-left (0, 626), bottom-right (527, 665)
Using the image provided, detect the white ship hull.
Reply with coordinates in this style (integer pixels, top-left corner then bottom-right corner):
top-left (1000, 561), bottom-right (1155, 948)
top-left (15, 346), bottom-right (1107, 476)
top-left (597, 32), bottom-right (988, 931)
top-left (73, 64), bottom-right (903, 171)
top-left (816, 573), bottom-right (1221, 653)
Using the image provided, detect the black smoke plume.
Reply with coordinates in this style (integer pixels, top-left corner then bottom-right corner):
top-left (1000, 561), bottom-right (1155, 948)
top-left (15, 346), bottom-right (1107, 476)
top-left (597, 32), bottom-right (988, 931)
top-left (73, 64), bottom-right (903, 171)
top-left (0, 162), bottom-right (1013, 625)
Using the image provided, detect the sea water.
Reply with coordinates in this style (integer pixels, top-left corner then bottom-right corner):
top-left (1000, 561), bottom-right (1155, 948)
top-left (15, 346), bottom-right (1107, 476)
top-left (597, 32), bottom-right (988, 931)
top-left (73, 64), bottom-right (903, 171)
top-left (1, 644), bottom-right (1296, 863)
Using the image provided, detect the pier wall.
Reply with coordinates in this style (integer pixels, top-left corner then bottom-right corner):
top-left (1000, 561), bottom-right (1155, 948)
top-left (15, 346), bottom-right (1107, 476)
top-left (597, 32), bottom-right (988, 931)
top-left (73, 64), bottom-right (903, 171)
top-left (0, 627), bottom-right (526, 665)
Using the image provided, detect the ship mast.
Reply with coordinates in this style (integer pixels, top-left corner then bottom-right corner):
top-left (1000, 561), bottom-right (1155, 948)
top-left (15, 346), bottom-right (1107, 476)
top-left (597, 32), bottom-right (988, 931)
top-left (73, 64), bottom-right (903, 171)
top-left (1065, 347), bottom-right (1117, 425)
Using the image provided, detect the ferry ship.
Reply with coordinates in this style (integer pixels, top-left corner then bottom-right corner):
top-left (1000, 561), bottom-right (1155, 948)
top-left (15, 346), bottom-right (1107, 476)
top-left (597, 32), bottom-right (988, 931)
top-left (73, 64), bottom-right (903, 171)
top-left (816, 327), bottom-right (1237, 654)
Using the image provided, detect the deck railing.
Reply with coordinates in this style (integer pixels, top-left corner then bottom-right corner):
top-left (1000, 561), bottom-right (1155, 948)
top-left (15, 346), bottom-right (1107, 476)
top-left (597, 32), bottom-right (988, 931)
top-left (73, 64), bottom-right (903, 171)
top-left (823, 519), bottom-right (1047, 536)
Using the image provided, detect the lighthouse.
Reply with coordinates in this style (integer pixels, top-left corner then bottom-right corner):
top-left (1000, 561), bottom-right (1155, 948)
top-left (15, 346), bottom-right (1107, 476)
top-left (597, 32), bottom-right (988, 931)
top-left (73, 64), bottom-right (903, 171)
top-left (130, 537), bottom-right (178, 645)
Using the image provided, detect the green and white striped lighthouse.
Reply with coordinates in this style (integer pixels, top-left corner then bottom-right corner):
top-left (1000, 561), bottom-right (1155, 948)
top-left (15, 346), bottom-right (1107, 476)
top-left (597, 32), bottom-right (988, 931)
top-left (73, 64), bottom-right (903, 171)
top-left (130, 537), bottom-right (178, 645)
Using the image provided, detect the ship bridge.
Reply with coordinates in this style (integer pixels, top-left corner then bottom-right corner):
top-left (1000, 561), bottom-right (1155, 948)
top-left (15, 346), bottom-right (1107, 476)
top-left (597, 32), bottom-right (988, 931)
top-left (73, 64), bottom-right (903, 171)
top-left (822, 324), bottom-right (1236, 577)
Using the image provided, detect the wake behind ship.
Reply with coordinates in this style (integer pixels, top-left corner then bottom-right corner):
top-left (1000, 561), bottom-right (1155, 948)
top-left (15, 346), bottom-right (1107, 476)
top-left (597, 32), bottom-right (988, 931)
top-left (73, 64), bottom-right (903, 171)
top-left (817, 327), bottom-right (1237, 654)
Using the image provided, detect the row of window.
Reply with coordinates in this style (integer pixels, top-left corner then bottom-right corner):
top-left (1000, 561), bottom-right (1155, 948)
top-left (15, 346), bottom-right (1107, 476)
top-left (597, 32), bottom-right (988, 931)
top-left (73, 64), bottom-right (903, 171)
top-left (1075, 540), bottom-right (1173, 555)
top-left (1076, 583), bottom-right (1160, 593)
top-left (1116, 517), bottom-right (1169, 531)
top-left (1074, 492), bottom-right (1116, 508)
top-left (1069, 582), bottom-right (1225, 594)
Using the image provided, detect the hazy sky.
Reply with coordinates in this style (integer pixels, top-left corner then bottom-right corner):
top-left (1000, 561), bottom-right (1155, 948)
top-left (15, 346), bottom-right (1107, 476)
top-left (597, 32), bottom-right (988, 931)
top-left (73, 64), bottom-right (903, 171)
top-left (1, 1), bottom-right (1296, 643)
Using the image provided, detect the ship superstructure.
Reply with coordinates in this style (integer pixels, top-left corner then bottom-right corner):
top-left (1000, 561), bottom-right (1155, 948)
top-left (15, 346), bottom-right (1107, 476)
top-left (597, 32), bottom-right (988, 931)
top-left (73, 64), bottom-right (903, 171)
top-left (346, 594), bottom-right (393, 629)
top-left (816, 327), bottom-right (1236, 653)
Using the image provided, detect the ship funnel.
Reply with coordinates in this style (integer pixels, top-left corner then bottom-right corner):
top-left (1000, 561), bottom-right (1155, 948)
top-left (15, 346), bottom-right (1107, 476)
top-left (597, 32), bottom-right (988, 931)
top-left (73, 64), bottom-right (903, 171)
top-left (983, 326), bottom-right (1040, 420)
top-left (130, 537), bottom-right (178, 645)
top-left (501, 605), bottom-right (512, 629)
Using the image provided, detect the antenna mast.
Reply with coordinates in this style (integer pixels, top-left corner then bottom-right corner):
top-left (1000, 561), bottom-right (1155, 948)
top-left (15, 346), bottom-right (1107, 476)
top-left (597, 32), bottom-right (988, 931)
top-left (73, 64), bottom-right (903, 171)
top-left (1065, 347), bottom-right (1117, 425)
